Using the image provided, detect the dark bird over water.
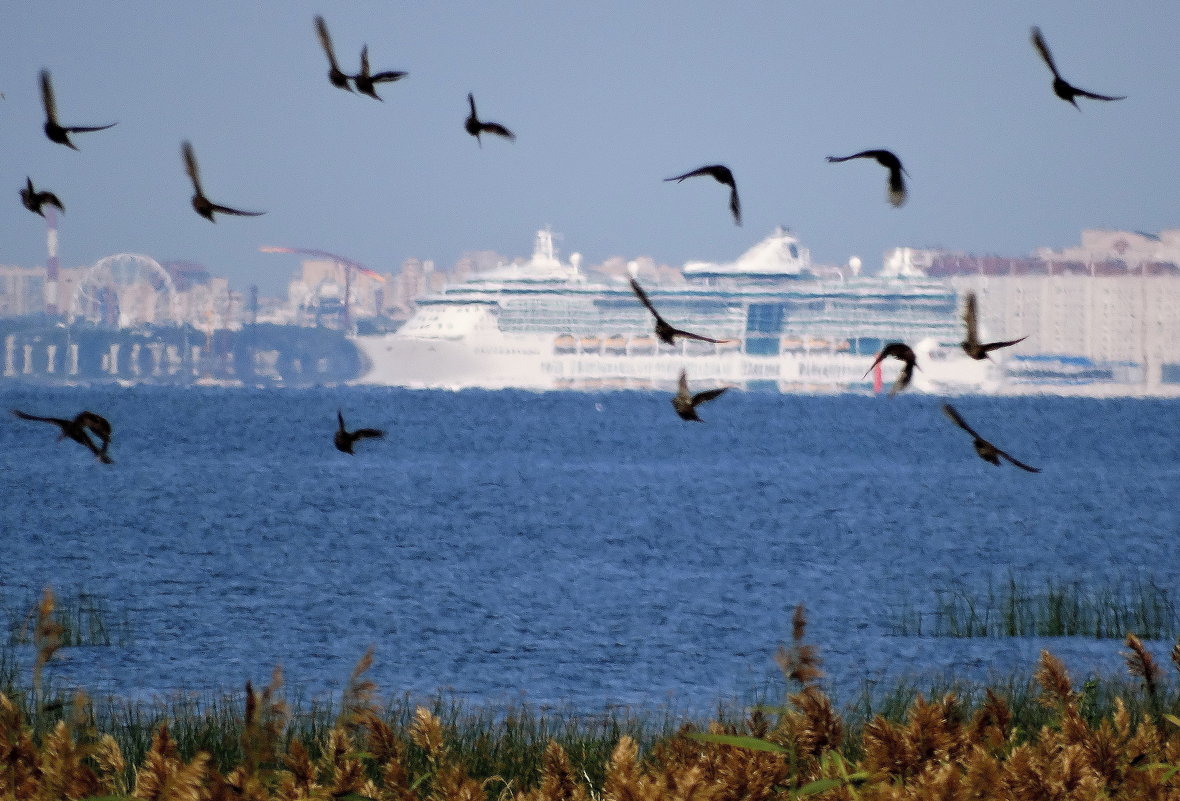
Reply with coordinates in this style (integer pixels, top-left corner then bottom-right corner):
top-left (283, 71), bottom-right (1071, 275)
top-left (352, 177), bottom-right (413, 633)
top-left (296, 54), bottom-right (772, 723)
top-left (960, 291), bottom-right (1027, 360)
top-left (39, 69), bottom-right (116, 150)
top-left (354, 45), bottom-right (407, 100)
top-left (672, 370), bottom-right (728, 422)
top-left (942, 403), bottom-right (1040, 473)
top-left (315, 16), bottom-right (354, 91)
top-left (182, 141), bottom-right (266, 222)
top-left (334, 410), bottom-right (385, 454)
top-left (664, 165), bottom-right (741, 226)
top-left (863, 342), bottom-right (917, 396)
top-left (826, 149), bottom-right (907, 207)
top-left (20, 177), bottom-right (63, 217)
top-left (12, 409), bottom-right (113, 464)
top-left (629, 277), bottom-right (736, 347)
top-left (1031, 26), bottom-right (1126, 109)
top-left (465, 93), bottom-right (515, 146)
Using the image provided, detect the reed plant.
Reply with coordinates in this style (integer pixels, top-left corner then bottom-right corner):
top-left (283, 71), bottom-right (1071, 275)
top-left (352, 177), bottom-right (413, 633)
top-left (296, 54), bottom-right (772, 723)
top-left (6, 585), bottom-right (132, 648)
top-left (891, 574), bottom-right (1178, 639)
top-left (6, 596), bottom-right (1180, 798)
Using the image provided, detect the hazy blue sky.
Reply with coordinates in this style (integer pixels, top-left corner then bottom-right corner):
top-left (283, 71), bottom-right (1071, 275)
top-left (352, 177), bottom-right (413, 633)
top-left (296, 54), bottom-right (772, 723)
top-left (2, 2), bottom-right (1177, 294)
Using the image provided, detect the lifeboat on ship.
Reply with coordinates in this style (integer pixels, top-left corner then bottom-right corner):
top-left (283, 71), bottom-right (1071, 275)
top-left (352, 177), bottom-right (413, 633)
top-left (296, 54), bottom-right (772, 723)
top-left (628, 335), bottom-right (656, 354)
top-left (604, 335), bottom-right (627, 355)
top-left (579, 335), bottom-right (601, 354)
top-left (554, 334), bottom-right (576, 354)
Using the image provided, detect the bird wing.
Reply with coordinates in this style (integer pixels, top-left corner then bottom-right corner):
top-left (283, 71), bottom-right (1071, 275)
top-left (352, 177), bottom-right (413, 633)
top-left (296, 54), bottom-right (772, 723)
top-left (941, 403), bottom-right (984, 440)
top-left (41, 191), bottom-right (64, 211)
top-left (1074, 87), bottom-right (1126, 102)
top-left (359, 44), bottom-right (371, 77)
top-left (63, 122), bottom-right (117, 133)
top-left (39, 70), bottom-right (58, 123)
top-left (370, 70), bottom-right (408, 83)
top-left (963, 292), bottom-right (979, 346)
top-left (315, 16), bottom-right (341, 68)
top-left (728, 186), bottom-right (742, 225)
top-left (479, 121), bottom-right (515, 140)
top-left (667, 326), bottom-right (732, 344)
top-left (664, 165), bottom-right (719, 183)
top-left (12, 409), bottom-right (69, 426)
top-left (353, 428), bottom-right (385, 440)
top-left (691, 387), bottom-right (728, 407)
top-left (75, 411), bottom-right (111, 438)
top-left (182, 141), bottom-right (204, 195)
top-left (889, 363), bottom-right (914, 396)
top-left (676, 369), bottom-right (691, 400)
top-left (996, 448), bottom-right (1041, 473)
top-left (209, 203), bottom-right (266, 217)
top-left (628, 278), bottom-right (663, 319)
top-left (1030, 26), bottom-right (1062, 79)
top-left (981, 335), bottom-right (1029, 354)
top-left (887, 167), bottom-right (907, 208)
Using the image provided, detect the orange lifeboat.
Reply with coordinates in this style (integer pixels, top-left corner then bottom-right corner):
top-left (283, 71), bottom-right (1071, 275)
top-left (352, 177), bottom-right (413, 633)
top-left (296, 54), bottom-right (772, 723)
top-left (554, 334), bottom-right (576, 354)
top-left (579, 335), bottom-right (601, 354)
top-left (604, 334), bottom-right (627, 354)
top-left (629, 335), bottom-right (656, 354)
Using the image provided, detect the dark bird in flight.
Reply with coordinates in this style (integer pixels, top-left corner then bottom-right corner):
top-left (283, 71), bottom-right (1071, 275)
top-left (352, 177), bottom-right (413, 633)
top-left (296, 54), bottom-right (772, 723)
top-left (629, 277), bottom-right (736, 346)
top-left (315, 16), bottom-right (354, 91)
top-left (182, 141), bottom-right (266, 222)
top-left (12, 409), bottom-right (113, 464)
top-left (826, 149), bottom-right (907, 207)
top-left (334, 410), bottom-right (384, 454)
top-left (664, 165), bottom-right (741, 225)
top-left (960, 291), bottom-right (1027, 360)
top-left (863, 342), bottom-right (917, 396)
top-left (20, 177), bottom-right (64, 217)
top-left (354, 45), bottom-right (407, 100)
top-left (942, 404), bottom-right (1040, 473)
top-left (465, 93), bottom-right (515, 146)
top-left (39, 69), bottom-right (116, 150)
top-left (672, 370), bottom-right (728, 422)
top-left (1030, 26), bottom-right (1126, 109)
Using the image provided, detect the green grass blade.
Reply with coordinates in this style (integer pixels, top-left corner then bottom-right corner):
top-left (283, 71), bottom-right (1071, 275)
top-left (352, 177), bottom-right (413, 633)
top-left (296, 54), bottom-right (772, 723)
top-left (688, 733), bottom-right (787, 753)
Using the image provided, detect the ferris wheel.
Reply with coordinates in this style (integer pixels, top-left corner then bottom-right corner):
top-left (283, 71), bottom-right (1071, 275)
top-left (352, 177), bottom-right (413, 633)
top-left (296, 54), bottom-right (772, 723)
top-left (71, 253), bottom-right (177, 327)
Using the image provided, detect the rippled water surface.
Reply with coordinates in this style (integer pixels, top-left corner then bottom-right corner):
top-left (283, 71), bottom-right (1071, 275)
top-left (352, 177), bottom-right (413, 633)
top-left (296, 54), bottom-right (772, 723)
top-left (1, 386), bottom-right (1177, 712)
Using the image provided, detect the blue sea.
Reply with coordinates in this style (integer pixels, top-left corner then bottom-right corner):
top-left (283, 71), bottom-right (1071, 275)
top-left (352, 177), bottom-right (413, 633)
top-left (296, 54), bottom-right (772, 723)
top-left (1, 386), bottom-right (1177, 714)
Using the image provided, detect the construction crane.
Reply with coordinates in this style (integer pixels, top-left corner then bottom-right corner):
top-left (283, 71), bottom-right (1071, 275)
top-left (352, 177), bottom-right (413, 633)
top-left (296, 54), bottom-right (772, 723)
top-left (259, 246), bottom-right (385, 330)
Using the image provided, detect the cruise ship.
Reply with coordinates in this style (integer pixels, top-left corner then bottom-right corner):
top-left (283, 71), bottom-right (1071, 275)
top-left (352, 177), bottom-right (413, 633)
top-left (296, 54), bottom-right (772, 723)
top-left (353, 228), bottom-right (993, 393)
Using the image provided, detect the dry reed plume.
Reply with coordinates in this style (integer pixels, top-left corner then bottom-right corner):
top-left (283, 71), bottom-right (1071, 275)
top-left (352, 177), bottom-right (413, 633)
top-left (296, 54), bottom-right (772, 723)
top-left (2, 610), bottom-right (1180, 799)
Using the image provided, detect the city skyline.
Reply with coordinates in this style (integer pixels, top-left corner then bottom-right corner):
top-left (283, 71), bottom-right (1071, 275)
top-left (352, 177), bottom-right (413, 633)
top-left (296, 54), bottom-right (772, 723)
top-left (1, 2), bottom-right (1177, 296)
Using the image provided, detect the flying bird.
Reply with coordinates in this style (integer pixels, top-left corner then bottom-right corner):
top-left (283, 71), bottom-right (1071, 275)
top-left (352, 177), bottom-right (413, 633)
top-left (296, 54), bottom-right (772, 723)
top-left (672, 370), bottom-right (728, 422)
top-left (182, 141), bottom-right (266, 222)
top-left (1030, 26), bottom-right (1126, 109)
top-left (354, 45), bottom-right (407, 100)
top-left (664, 165), bottom-right (741, 225)
top-left (629, 277), bottom-right (735, 346)
top-left (863, 342), bottom-right (917, 396)
top-left (826, 149), bottom-right (907, 207)
top-left (20, 177), bottom-right (64, 217)
top-left (960, 291), bottom-right (1027, 360)
top-left (942, 404), bottom-right (1040, 473)
top-left (464, 93), bottom-right (515, 146)
top-left (39, 69), bottom-right (116, 150)
top-left (12, 409), bottom-right (113, 464)
top-left (334, 410), bottom-right (385, 454)
top-left (315, 16), bottom-right (353, 91)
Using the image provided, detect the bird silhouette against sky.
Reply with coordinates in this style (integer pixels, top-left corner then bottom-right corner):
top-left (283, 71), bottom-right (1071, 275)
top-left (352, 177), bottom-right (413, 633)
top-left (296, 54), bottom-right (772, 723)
top-left (664, 164), bottom-right (741, 225)
top-left (39, 69), bottom-right (116, 150)
top-left (629, 277), bottom-right (736, 346)
top-left (334, 410), bottom-right (385, 454)
top-left (1031, 26), bottom-right (1126, 109)
top-left (826, 149), bottom-right (907, 207)
top-left (671, 370), bottom-right (728, 422)
top-left (464, 93), bottom-right (515, 146)
top-left (960, 291), bottom-right (1027, 360)
top-left (20, 177), bottom-right (63, 217)
top-left (354, 45), bottom-right (407, 100)
top-left (863, 342), bottom-right (917, 396)
top-left (182, 141), bottom-right (266, 222)
top-left (942, 403), bottom-right (1040, 472)
top-left (12, 409), bottom-right (113, 463)
top-left (315, 16), bottom-right (353, 92)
